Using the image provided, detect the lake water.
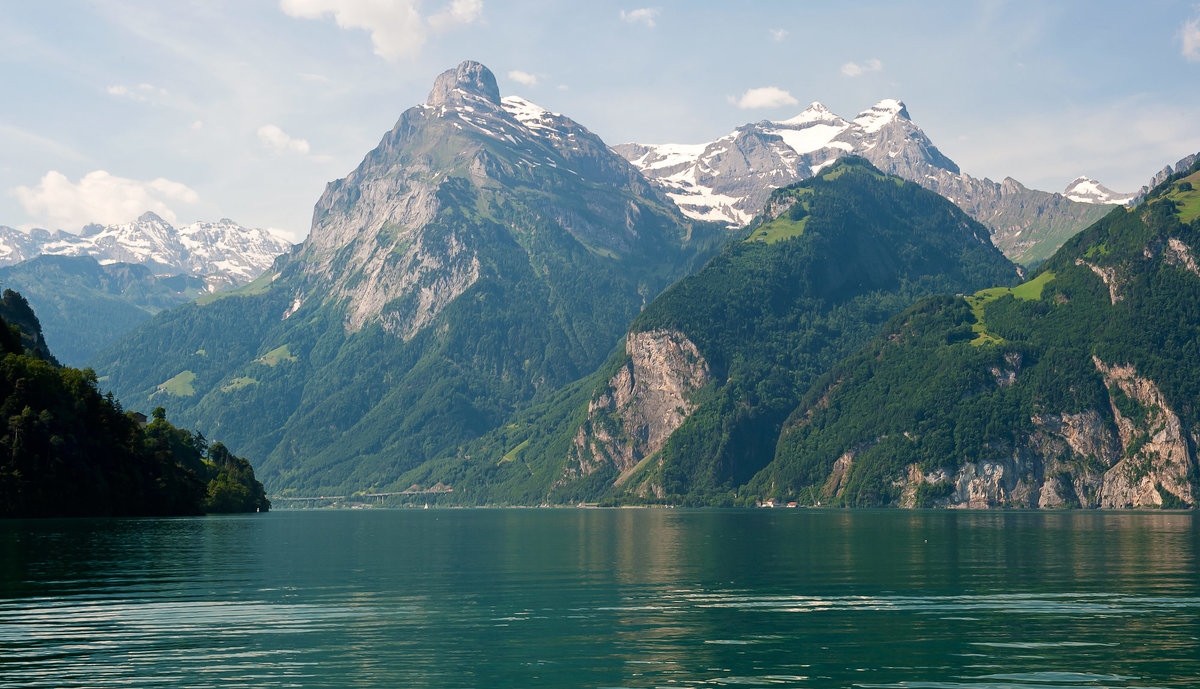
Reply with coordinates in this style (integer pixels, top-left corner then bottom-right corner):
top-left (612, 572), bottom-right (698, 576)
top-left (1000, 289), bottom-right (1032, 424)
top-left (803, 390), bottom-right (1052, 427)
top-left (1, 509), bottom-right (1198, 688)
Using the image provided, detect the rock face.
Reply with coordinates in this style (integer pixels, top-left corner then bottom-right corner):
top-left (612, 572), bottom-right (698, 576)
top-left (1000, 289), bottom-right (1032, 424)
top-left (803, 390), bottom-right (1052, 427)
top-left (616, 99), bottom-right (1113, 265)
top-left (293, 59), bottom-right (675, 336)
top-left (1133, 153), bottom-right (1200, 204)
top-left (0, 214), bottom-right (291, 292)
top-left (562, 330), bottom-right (711, 494)
top-left (1094, 358), bottom-right (1194, 508)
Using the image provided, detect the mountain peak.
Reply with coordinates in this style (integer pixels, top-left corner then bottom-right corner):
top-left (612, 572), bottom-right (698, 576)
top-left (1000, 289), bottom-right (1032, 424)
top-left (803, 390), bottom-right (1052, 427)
top-left (853, 99), bottom-right (909, 133)
top-left (1063, 176), bottom-right (1136, 206)
top-left (136, 211), bottom-right (168, 225)
top-left (776, 101), bottom-right (843, 126)
top-left (427, 60), bottom-right (501, 107)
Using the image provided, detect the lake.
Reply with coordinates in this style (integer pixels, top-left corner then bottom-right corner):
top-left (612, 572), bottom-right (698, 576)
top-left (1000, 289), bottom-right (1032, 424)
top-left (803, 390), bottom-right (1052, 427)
top-left (1, 509), bottom-right (1197, 688)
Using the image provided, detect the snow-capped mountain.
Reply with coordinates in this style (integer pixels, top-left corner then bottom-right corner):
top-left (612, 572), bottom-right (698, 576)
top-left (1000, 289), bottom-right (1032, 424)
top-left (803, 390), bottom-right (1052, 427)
top-left (615, 99), bottom-right (1114, 265)
top-left (0, 213), bottom-right (292, 291)
top-left (613, 99), bottom-right (955, 226)
top-left (1062, 176), bottom-right (1136, 205)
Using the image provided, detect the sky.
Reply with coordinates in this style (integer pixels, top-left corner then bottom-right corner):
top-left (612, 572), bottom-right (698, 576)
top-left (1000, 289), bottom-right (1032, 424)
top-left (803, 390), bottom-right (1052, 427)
top-left (2, 0), bottom-right (1199, 241)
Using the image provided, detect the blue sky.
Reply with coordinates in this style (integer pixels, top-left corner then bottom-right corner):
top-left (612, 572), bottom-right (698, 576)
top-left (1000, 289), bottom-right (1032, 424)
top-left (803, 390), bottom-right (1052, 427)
top-left (2, 0), bottom-right (1198, 240)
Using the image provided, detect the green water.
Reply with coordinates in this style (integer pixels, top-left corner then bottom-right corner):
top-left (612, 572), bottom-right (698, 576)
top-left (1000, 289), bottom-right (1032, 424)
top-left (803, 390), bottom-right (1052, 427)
top-left (1, 509), bottom-right (1198, 688)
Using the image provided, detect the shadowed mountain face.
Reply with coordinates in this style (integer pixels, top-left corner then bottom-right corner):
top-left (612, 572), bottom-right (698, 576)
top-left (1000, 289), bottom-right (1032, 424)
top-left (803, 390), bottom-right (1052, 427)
top-left (93, 61), bottom-right (720, 495)
top-left (615, 99), bottom-right (1116, 266)
top-left (0, 255), bottom-right (207, 366)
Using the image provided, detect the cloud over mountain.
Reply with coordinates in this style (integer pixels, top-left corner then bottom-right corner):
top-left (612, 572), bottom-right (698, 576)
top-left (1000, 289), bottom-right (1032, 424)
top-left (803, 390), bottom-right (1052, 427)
top-left (257, 124), bottom-right (311, 155)
top-left (730, 86), bottom-right (798, 109)
top-left (13, 170), bottom-right (199, 231)
top-left (279, 0), bottom-right (482, 59)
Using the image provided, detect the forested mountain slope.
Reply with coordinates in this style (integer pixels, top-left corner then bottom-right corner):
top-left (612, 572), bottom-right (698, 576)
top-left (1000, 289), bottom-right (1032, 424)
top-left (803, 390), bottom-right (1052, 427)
top-left (0, 290), bottom-right (268, 517)
top-left (752, 155), bottom-right (1200, 508)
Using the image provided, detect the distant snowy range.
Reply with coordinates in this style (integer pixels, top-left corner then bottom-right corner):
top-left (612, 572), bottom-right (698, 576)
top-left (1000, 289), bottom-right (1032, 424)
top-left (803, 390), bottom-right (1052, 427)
top-left (0, 214), bottom-right (291, 365)
top-left (0, 212), bottom-right (292, 292)
top-left (615, 99), bottom-right (1134, 265)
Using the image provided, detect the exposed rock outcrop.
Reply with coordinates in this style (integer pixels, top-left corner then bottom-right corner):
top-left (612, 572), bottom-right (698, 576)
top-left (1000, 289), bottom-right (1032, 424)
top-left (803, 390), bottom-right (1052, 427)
top-left (1094, 358), bottom-right (1194, 508)
top-left (1164, 238), bottom-right (1200, 278)
top-left (563, 329), bottom-right (711, 491)
top-left (1075, 258), bottom-right (1123, 304)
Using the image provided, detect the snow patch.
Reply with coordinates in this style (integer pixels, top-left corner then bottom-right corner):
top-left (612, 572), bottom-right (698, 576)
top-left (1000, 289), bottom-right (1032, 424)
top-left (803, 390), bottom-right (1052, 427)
top-left (766, 122), bottom-right (849, 156)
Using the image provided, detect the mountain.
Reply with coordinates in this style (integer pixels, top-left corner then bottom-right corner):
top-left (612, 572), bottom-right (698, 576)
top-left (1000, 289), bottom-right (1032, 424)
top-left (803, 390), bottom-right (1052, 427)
top-left (0, 289), bottom-right (57, 363)
top-left (614, 99), bottom-right (1114, 266)
top-left (1063, 176), bottom-right (1136, 205)
top-left (0, 254), bottom-right (208, 366)
top-left (0, 289), bottom-right (270, 517)
top-left (750, 153), bottom-right (1200, 509)
top-left (93, 61), bottom-right (719, 496)
top-left (1132, 152), bottom-right (1200, 204)
top-left (408, 158), bottom-right (1020, 504)
top-left (0, 213), bottom-right (292, 292)
top-left (0, 215), bottom-right (292, 364)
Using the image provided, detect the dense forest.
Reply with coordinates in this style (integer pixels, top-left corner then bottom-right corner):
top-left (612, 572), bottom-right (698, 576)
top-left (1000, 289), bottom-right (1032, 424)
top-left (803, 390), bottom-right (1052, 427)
top-left (0, 290), bottom-right (269, 517)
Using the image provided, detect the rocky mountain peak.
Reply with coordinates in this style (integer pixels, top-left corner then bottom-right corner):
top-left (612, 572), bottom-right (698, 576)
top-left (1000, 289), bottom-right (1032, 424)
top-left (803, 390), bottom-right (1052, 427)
top-left (776, 102), bottom-right (843, 126)
top-left (427, 60), bottom-right (501, 107)
top-left (852, 99), bottom-right (909, 133)
top-left (1063, 176), bottom-right (1136, 206)
top-left (137, 211), bottom-right (167, 224)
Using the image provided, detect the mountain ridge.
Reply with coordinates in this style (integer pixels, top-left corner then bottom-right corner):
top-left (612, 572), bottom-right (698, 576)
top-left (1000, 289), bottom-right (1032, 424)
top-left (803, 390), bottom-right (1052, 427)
top-left (615, 99), bottom-right (1123, 266)
top-left (0, 213), bottom-right (292, 292)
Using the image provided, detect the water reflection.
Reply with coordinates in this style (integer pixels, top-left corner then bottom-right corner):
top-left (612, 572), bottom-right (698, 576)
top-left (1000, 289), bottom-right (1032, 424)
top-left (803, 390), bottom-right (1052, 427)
top-left (0, 510), bottom-right (1196, 688)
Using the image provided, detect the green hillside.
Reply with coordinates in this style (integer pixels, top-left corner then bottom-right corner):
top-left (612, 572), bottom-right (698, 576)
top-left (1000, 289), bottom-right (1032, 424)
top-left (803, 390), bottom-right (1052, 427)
top-left (754, 155), bottom-right (1200, 509)
top-left (0, 254), bottom-right (206, 366)
top-left (0, 290), bottom-right (269, 517)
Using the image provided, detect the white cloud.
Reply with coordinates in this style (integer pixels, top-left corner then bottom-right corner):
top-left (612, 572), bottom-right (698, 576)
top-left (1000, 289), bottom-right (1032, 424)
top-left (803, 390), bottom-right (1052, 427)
top-left (428, 0), bottom-right (482, 30)
top-left (1183, 16), bottom-right (1200, 61)
top-left (507, 70), bottom-right (538, 86)
top-left (14, 170), bottom-right (199, 231)
top-left (106, 82), bottom-right (168, 102)
top-left (267, 226), bottom-right (304, 242)
top-left (769, 28), bottom-right (788, 42)
top-left (191, 120), bottom-right (204, 130)
top-left (729, 86), bottom-right (798, 110)
top-left (279, 0), bottom-right (482, 60)
top-left (841, 58), bottom-right (883, 77)
top-left (257, 124), bottom-right (310, 155)
top-left (620, 8), bottom-right (659, 27)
